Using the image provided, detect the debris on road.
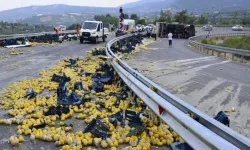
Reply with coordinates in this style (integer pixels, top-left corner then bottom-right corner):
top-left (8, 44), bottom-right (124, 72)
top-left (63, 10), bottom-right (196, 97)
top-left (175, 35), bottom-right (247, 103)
top-left (0, 39), bottom-right (183, 149)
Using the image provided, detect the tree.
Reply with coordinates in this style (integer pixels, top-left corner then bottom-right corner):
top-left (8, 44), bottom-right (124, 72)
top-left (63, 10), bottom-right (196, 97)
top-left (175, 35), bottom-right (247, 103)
top-left (94, 15), bottom-right (119, 28)
top-left (137, 19), bottom-right (146, 25)
top-left (231, 12), bottom-right (238, 25)
top-left (187, 13), bottom-right (196, 24)
top-left (67, 23), bottom-right (79, 30)
top-left (130, 14), bottom-right (139, 21)
top-left (174, 9), bottom-right (189, 24)
top-left (158, 10), bottom-right (172, 23)
top-left (197, 14), bottom-right (208, 24)
top-left (124, 14), bottom-right (129, 19)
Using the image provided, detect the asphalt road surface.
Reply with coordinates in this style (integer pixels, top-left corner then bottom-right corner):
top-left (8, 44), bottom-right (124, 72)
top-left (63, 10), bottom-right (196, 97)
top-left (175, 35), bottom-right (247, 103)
top-left (0, 37), bottom-right (168, 150)
top-left (196, 27), bottom-right (250, 36)
top-left (0, 39), bottom-right (108, 150)
top-left (126, 28), bottom-right (250, 138)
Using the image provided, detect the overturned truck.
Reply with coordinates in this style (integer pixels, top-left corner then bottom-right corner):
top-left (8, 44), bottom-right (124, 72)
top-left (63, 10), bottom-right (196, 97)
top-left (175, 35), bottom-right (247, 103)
top-left (156, 22), bottom-right (195, 39)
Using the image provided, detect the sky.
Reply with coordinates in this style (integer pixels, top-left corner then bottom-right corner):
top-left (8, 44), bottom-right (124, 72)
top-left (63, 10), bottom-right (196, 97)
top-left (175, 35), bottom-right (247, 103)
top-left (0, 0), bottom-right (138, 11)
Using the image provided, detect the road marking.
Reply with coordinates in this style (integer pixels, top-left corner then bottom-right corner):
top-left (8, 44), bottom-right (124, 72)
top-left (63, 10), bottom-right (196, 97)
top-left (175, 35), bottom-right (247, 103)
top-left (163, 56), bottom-right (216, 64)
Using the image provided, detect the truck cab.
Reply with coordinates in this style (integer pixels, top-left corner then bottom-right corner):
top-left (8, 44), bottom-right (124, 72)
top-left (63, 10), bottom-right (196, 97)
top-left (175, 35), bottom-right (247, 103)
top-left (80, 21), bottom-right (108, 44)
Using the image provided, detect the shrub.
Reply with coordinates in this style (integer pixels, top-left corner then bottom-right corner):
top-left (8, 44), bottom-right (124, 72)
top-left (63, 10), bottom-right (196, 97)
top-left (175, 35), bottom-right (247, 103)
top-left (201, 39), bottom-right (208, 44)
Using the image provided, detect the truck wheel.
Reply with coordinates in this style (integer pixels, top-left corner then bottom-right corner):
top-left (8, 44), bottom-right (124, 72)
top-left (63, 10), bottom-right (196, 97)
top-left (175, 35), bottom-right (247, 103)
top-left (80, 38), bottom-right (83, 44)
top-left (94, 37), bottom-right (98, 44)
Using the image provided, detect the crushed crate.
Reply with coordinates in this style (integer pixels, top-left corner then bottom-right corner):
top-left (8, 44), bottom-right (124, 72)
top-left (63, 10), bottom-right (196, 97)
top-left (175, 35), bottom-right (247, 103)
top-left (127, 126), bottom-right (147, 137)
top-left (170, 142), bottom-right (193, 150)
top-left (124, 110), bottom-right (142, 127)
top-left (67, 92), bottom-right (82, 105)
top-left (214, 111), bottom-right (230, 127)
top-left (83, 119), bottom-right (109, 139)
top-left (25, 89), bottom-right (37, 99)
top-left (74, 82), bottom-right (83, 91)
top-left (57, 82), bottom-right (68, 105)
top-left (44, 105), bottom-right (70, 116)
top-left (51, 73), bottom-right (70, 83)
top-left (88, 82), bottom-right (104, 92)
top-left (109, 112), bottom-right (123, 126)
top-left (65, 58), bottom-right (78, 67)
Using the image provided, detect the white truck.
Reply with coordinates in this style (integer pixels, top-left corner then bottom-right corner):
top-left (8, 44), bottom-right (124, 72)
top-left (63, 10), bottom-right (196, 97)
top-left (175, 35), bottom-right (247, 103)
top-left (80, 21), bottom-right (108, 44)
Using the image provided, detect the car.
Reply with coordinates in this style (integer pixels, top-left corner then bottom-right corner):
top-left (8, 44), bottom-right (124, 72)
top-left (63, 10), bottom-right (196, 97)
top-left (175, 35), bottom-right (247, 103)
top-left (136, 24), bottom-right (143, 32)
top-left (232, 25), bottom-right (243, 31)
top-left (145, 24), bottom-right (154, 31)
top-left (202, 24), bottom-right (213, 31)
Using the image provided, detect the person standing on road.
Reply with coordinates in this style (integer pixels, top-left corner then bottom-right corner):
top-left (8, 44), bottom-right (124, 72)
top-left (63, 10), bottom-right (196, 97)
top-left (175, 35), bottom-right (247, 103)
top-left (76, 24), bottom-right (81, 37)
top-left (168, 31), bottom-right (173, 48)
top-left (152, 26), bottom-right (157, 41)
top-left (54, 26), bottom-right (60, 35)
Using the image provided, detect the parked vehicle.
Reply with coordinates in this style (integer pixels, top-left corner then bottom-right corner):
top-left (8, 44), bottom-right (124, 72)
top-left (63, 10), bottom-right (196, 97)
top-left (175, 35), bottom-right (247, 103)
top-left (232, 25), bottom-right (243, 31)
top-left (57, 25), bottom-right (67, 31)
top-left (202, 24), bottom-right (213, 31)
top-left (136, 24), bottom-right (143, 32)
top-left (145, 24), bottom-right (153, 31)
top-left (80, 21), bottom-right (108, 44)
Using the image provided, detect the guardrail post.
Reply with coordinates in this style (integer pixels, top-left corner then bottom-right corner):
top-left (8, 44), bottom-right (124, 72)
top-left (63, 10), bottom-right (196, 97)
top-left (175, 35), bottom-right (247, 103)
top-left (212, 50), bottom-right (214, 56)
top-left (217, 52), bottom-right (220, 57)
top-left (241, 55), bottom-right (244, 63)
top-left (224, 53), bottom-right (226, 58)
top-left (206, 49), bottom-right (209, 54)
top-left (232, 54), bottom-right (234, 61)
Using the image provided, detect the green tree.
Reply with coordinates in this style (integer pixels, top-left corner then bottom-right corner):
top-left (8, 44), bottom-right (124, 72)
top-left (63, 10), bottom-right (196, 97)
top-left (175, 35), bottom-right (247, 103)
top-left (124, 14), bottom-right (129, 19)
top-left (231, 12), bottom-right (238, 25)
top-left (241, 13), bottom-right (250, 25)
top-left (67, 23), bottom-right (79, 30)
top-left (130, 14), bottom-right (139, 21)
top-left (94, 15), bottom-right (119, 28)
top-left (158, 10), bottom-right (172, 23)
top-left (137, 19), bottom-right (146, 25)
top-left (197, 14), bottom-right (208, 24)
top-left (174, 9), bottom-right (189, 24)
top-left (187, 13), bottom-right (196, 24)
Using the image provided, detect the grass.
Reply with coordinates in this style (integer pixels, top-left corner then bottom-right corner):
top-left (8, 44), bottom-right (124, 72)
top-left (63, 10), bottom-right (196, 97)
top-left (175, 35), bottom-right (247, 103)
top-left (200, 36), bottom-right (250, 50)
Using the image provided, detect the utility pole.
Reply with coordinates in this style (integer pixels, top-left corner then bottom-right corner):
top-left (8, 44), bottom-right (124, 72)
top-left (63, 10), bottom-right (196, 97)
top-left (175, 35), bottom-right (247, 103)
top-left (11, 23), bottom-right (14, 34)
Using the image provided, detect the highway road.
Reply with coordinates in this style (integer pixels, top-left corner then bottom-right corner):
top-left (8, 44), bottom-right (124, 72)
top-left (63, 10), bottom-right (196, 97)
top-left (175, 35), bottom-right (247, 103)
top-left (0, 27), bottom-right (249, 149)
top-left (126, 27), bottom-right (250, 138)
top-left (0, 39), bottom-right (109, 150)
top-left (0, 36), bottom-right (170, 150)
top-left (196, 27), bottom-right (250, 36)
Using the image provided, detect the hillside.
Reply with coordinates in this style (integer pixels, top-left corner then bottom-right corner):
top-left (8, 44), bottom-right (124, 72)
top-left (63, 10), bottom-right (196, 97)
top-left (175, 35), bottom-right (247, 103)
top-left (124, 0), bottom-right (250, 13)
top-left (0, 4), bottom-right (116, 22)
top-left (19, 13), bottom-right (95, 26)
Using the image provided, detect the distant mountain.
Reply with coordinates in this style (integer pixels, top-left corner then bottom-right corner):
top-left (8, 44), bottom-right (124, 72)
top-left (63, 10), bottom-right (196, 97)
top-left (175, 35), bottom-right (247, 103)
top-left (123, 0), bottom-right (250, 13)
top-left (0, 4), bottom-right (116, 22)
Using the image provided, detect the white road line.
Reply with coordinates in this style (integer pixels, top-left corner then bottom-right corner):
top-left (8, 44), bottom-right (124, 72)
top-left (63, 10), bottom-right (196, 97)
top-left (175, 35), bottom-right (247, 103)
top-left (163, 56), bottom-right (217, 64)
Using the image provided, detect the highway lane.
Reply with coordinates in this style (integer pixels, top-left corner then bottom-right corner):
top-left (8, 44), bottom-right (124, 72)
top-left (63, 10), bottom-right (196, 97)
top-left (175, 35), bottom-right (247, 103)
top-left (126, 29), bottom-right (250, 138)
top-left (0, 36), bottom-right (169, 150)
top-left (0, 40), bottom-right (108, 150)
top-left (196, 27), bottom-right (250, 36)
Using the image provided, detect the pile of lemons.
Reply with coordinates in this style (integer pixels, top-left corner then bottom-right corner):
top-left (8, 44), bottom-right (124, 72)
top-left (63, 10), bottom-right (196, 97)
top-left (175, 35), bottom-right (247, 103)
top-left (0, 48), bottom-right (182, 150)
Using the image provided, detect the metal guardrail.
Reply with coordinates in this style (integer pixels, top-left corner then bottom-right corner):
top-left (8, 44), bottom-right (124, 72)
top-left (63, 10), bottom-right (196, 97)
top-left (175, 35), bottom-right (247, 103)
top-left (106, 34), bottom-right (250, 150)
top-left (0, 30), bottom-right (76, 40)
top-left (189, 33), bottom-right (250, 62)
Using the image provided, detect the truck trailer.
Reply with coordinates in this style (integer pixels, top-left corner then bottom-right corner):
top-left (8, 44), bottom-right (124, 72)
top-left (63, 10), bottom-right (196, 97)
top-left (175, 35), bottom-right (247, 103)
top-left (156, 22), bottom-right (195, 39)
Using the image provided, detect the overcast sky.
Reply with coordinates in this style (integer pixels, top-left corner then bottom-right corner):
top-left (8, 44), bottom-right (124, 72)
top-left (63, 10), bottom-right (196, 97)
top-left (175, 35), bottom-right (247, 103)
top-left (0, 0), bottom-right (138, 11)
